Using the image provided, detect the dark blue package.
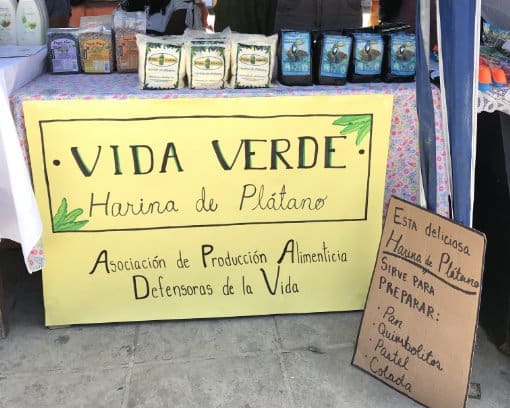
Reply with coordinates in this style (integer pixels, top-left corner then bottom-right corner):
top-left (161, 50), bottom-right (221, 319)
top-left (313, 31), bottom-right (352, 85)
top-left (383, 32), bottom-right (416, 82)
top-left (278, 30), bottom-right (313, 86)
top-left (47, 28), bottom-right (81, 74)
top-left (348, 32), bottom-right (384, 83)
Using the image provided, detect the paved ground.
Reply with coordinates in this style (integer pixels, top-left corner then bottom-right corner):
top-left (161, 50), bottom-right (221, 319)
top-left (0, 247), bottom-right (509, 408)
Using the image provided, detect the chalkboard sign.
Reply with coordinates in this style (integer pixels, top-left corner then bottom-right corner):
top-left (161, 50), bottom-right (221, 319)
top-left (352, 197), bottom-right (486, 408)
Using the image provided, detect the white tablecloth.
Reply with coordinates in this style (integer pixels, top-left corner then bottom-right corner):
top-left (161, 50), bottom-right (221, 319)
top-left (0, 47), bottom-right (46, 272)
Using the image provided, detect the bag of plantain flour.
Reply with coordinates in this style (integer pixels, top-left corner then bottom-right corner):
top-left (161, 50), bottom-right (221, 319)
top-left (136, 33), bottom-right (186, 90)
top-left (229, 33), bottom-right (278, 88)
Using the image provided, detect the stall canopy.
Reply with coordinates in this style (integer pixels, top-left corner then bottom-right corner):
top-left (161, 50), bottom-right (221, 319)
top-left (416, 0), bottom-right (437, 213)
top-left (434, 0), bottom-right (481, 226)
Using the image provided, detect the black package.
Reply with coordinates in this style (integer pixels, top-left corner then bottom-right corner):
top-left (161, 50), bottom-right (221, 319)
top-left (278, 30), bottom-right (313, 86)
top-left (382, 32), bottom-right (416, 82)
top-left (313, 31), bottom-right (352, 85)
top-left (47, 28), bottom-right (81, 74)
top-left (348, 32), bottom-right (384, 83)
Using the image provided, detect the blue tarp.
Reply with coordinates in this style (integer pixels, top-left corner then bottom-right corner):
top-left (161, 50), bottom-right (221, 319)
top-left (416, 0), bottom-right (437, 213)
top-left (438, 0), bottom-right (479, 226)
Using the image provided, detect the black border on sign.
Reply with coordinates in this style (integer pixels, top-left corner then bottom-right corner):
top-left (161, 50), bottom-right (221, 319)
top-left (39, 113), bottom-right (374, 233)
top-left (350, 195), bottom-right (487, 408)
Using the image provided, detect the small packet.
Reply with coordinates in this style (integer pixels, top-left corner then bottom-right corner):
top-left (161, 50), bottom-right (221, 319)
top-left (278, 30), bottom-right (313, 86)
top-left (313, 31), bottom-right (352, 86)
top-left (136, 33), bottom-right (186, 90)
top-left (79, 15), bottom-right (114, 74)
top-left (47, 28), bottom-right (80, 74)
top-left (348, 32), bottom-right (384, 83)
top-left (230, 33), bottom-right (278, 88)
top-left (383, 32), bottom-right (416, 82)
top-left (113, 10), bottom-right (146, 73)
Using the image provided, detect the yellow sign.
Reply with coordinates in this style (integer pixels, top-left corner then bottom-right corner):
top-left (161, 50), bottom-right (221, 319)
top-left (24, 95), bottom-right (393, 326)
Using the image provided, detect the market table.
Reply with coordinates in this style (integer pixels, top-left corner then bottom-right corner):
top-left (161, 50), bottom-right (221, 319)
top-left (0, 48), bottom-right (46, 337)
top-left (9, 74), bottom-right (450, 274)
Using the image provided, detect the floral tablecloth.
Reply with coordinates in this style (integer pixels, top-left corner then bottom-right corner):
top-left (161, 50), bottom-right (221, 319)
top-left (10, 74), bottom-right (448, 272)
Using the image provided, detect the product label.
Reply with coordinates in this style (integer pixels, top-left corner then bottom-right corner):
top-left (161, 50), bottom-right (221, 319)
top-left (319, 35), bottom-right (352, 78)
top-left (390, 34), bottom-right (416, 76)
top-left (17, 2), bottom-right (42, 44)
top-left (142, 42), bottom-right (182, 90)
top-left (116, 34), bottom-right (138, 72)
top-left (49, 37), bottom-right (79, 73)
top-left (0, 7), bottom-right (15, 44)
top-left (353, 33), bottom-right (383, 75)
top-left (281, 31), bottom-right (311, 76)
top-left (234, 43), bottom-right (271, 88)
top-left (81, 37), bottom-right (112, 73)
top-left (20, 3), bottom-right (38, 31)
top-left (189, 45), bottom-right (226, 89)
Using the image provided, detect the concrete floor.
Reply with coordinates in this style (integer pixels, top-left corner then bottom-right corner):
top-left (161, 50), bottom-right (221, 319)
top-left (0, 247), bottom-right (509, 408)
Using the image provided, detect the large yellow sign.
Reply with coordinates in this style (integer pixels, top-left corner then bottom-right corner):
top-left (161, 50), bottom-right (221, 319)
top-left (24, 95), bottom-right (393, 326)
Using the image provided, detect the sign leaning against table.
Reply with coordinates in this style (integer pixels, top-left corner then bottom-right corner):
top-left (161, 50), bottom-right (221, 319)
top-left (24, 94), bottom-right (393, 326)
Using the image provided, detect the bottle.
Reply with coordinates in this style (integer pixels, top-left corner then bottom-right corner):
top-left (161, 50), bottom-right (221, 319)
top-left (16, 0), bottom-right (47, 45)
top-left (0, 0), bottom-right (16, 45)
top-left (38, 0), bottom-right (49, 37)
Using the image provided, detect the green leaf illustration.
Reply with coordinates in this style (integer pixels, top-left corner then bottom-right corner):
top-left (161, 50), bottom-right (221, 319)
top-left (332, 114), bottom-right (370, 126)
top-left (53, 197), bottom-right (68, 226)
top-left (356, 123), bottom-right (370, 145)
top-left (57, 220), bottom-right (89, 232)
top-left (332, 114), bottom-right (372, 146)
top-left (53, 198), bottom-right (89, 232)
top-left (63, 208), bottom-right (84, 224)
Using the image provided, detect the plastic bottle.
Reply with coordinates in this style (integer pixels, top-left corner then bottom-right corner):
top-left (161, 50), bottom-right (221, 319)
top-left (0, 0), bottom-right (16, 45)
top-left (38, 0), bottom-right (49, 37)
top-left (16, 0), bottom-right (48, 45)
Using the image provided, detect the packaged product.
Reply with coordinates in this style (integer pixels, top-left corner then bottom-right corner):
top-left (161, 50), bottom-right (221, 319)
top-left (278, 30), bottom-right (313, 86)
top-left (184, 29), bottom-right (231, 89)
top-left (348, 31), bottom-right (384, 83)
top-left (47, 28), bottom-right (80, 74)
top-left (15, 0), bottom-right (48, 45)
top-left (382, 32), bottom-right (416, 82)
top-left (79, 15), bottom-right (114, 74)
top-left (183, 27), bottom-right (232, 41)
top-left (313, 31), bottom-right (352, 86)
top-left (229, 33), bottom-right (278, 88)
top-left (136, 33), bottom-right (186, 90)
top-left (113, 10), bottom-right (146, 73)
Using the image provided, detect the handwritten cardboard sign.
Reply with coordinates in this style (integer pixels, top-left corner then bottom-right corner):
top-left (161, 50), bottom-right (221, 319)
top-left (353, 197), bottom-right (486, 408)
top-left (23, 94), bottom-right (393, 326)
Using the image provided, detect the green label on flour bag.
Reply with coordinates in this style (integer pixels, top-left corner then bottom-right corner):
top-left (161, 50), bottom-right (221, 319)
top-left (234, 43), bottom-right (272, 88)
top-left (142, 42), bottom-right (183, 90)
top-left (189, 44), bottom-right (227, 89)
